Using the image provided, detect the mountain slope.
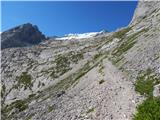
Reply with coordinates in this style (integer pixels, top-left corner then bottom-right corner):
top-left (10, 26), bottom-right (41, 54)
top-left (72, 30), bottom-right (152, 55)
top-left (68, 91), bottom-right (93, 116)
top-left (1, 1), bottom-right (160, 120)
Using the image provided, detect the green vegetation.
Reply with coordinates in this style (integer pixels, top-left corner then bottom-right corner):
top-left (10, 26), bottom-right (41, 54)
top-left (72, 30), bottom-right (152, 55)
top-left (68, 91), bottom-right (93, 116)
top-left (133, 69), bottom-right (160, 120)
top-left (112, 33), bottom-right (137, 57)
top-left (48, 106), bottom-right (54, 112)
top-left (50, 54), bottom-right (71, 78)
top-left (2, 93), bottom-right (40, 119)
top-left (68, 51), bottom-right (84, 63)
top-left (98, 62), bottom-right (105, 76)
top-left (2, 74), bottom-right (35, 118)
top-left (112, 27), bottom-right (131, 39)
top-left (50, 51), bottom-right (84, 78)
top-left (1, 84), bottom-right (6, 98)
top-left (2, 99), bottom-right (28, 115)
top-left (17, 72), bottom-right (32, 90)
top-left (111, 28), bottom-right (149, 65)
top-left (25, 114), bottom-right (34, 120)
top-left (99, 79), bottom-right (105, 84)
top-left (133, 97), bottom-right (160, 120)
top-left (135, 78), bottom-right (154, 96)
top-left (94, 52), bottom-right (103, 60)
top-left (135, 69), bottom-right (160, 97)
top-left (110, 56), bottom-right (123, 65)
top-left (87, 107), bottom-right (95, 113)
top-left (13, 100), bottom-right (28, 111)
top-left (28, 93), bottom-right (36, 98)
top-left (96, 37), bottom-right (113, 50)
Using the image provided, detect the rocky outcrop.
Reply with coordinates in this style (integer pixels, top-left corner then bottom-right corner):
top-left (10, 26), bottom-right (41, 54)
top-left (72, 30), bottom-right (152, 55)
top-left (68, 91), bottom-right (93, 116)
top-left (153, 84), bottom-right (160, 97)
top-left (1, 23), bottom-right (46, 49)
top-left (130, 1), bottom-right (160, 29)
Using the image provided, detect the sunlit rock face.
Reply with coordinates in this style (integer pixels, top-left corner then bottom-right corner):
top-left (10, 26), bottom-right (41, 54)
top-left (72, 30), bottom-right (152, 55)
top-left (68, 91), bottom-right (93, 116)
top-left (130, 1), bottom-right (160, 29)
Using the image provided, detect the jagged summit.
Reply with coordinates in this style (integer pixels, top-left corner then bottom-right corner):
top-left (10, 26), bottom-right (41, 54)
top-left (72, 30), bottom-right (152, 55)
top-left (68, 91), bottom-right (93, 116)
top-left (1, 23), bottom-right (46, 49)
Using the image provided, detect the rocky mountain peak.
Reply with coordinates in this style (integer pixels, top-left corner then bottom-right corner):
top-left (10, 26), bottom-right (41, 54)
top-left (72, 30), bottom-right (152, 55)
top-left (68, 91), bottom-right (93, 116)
top-left (1, 23), bottom-right (46, 49)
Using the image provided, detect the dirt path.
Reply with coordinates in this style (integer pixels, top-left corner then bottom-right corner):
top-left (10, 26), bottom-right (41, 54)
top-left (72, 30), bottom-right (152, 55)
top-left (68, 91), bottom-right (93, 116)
top-left (95, 59), bottom-right (142, 120)
top-left (32, 58), bottom-right (142, 120)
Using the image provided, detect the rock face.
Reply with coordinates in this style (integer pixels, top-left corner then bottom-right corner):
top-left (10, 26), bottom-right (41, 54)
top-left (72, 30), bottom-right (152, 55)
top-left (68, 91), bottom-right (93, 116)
top-left (1, 23), bottom-right (46, 49)
top-left (1, 1), bottom-right (160, 120)
top-left (153, 84), bottom-right (160, 97)
top-left (130, 1), bottom-right (160, 27)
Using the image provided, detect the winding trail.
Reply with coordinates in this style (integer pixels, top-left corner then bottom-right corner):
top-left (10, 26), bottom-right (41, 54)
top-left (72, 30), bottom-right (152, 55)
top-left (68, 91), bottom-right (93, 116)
top-left (41, 58), bottom-right (142, 120)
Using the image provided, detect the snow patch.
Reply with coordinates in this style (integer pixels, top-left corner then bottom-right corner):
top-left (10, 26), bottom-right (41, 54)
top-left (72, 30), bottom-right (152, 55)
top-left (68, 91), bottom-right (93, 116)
top-left (55, 31), bottom-right (105, 40)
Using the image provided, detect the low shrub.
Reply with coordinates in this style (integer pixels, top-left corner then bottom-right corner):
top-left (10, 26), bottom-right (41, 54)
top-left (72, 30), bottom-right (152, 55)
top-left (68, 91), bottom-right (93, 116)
top-left (133, 97), bottom-right (160, 120)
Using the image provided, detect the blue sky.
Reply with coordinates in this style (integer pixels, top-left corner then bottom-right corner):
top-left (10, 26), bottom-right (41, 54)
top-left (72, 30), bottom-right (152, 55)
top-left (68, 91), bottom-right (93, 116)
top-left (1, 1), bottom-right (137, 36)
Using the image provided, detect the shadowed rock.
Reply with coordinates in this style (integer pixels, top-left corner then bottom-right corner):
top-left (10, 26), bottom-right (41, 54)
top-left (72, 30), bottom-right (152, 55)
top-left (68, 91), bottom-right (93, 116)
top-left (1, 23), bottom-right (46, 49)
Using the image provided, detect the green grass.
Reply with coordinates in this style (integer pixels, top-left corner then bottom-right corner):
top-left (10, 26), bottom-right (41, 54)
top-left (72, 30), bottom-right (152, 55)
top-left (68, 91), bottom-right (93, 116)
top-left (87, 107), bottom-right (95, 113)
top-left (135, 69), bottom-right (160, 97)
top-left (133, 97), bottom-right (160, 120)
top-left (50, 54), bottom-right (71, 78)
top-left (94, 52), bottom-right (103, 60)
top-left (112, 27), bottom-right (131, 39)
top-left (135, 77), bottom-right (154, 97)
top-left (1, 85), bottom-right (6, 98)
top-left (2, 92), bottom-right (41, 119)
top-left (2, 99), bottom-right (28, 115)
top-left (112, 32), bottom-right (138, 57)
top-left (25, 114), bottom-right (34, 120)
top-left (98, 62), bottom-right (105, 75)
top-left (110, 56), bottom-right (123, 65)
top-left (133, 69), bottom-right (160, 120)
top-left (68, 51), bottom-right (84, 63)
top-left (111, 28), bottom-right (149, 65)
top-left (48, 106), bottom-right (54, 112)
top-left (96, 37), bottom-right (113, 50)
top-left (28, 93), bottom-right (36, 98)
top-left (17, 72), bottom-right (32, 90)
top-left (13, 100), bottom-right (28, 111)
top-left (50, 51), bottom-right (84, 79)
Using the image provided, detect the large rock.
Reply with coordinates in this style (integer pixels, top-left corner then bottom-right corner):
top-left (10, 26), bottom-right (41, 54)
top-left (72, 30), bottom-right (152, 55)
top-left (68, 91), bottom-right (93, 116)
top-left (153, 84), bottom-right (160, 97)
top-left (1, 23), bottom-right (46, 49)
